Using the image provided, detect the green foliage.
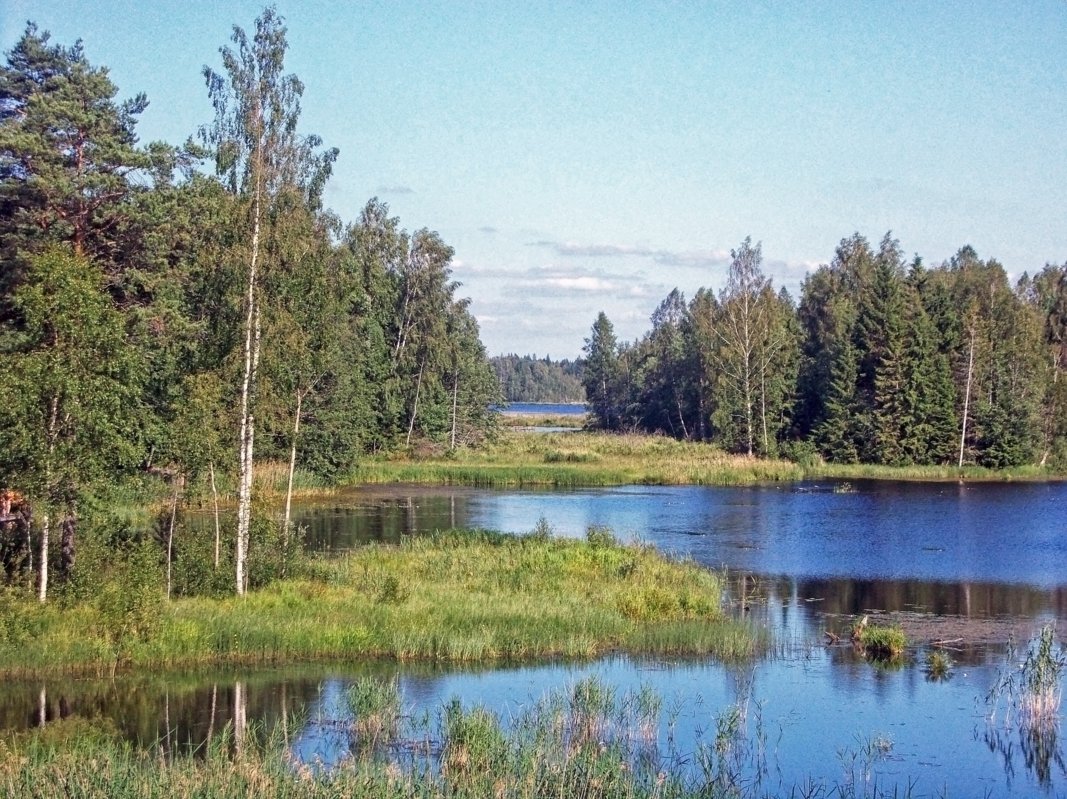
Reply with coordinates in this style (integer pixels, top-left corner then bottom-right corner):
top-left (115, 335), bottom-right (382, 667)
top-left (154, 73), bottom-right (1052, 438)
top-left (582, 312), bottom-right (622, 431)
top-left (491, 354), bottom-right (585, 403)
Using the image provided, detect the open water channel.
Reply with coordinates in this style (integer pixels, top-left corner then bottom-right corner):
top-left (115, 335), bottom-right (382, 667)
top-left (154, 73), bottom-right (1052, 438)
top-left (5, 479), bottom-right (1067, 796)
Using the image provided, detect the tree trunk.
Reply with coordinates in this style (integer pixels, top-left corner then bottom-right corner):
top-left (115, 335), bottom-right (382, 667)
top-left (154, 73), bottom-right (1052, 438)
top-left (958, 325), bottom-right (976, 468)
top-left (38, 512), bottom-right (49, 604)
top-left (166, 480), bottom-right (178, 600)
top-left (406, 362), bottom-right (425, 447)
top-left (236, 134), bottom-right (264, 596)
top-left (209, 461), bottom-right (220, 570)
top-left (282, 389), bottom-right (303, 571)
top-left (450, 370), bottom-right (459, 451)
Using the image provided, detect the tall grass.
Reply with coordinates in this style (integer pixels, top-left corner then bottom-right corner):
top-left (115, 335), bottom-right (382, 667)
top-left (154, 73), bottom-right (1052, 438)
top-left (351, 429), bottom-right (1064, 489)
top-left (987, 624), bottom-right (1066, 728)
top-left (353, 431), bottom-right (805, 487)
top-left (0, 678), bottom-right (928, 798)
top-left (0, 529), bottom-right (762, 677)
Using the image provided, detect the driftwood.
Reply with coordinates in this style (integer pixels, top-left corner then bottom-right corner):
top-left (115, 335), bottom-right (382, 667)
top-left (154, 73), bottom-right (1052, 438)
top-left (824, 630), bottom-right (840, 645)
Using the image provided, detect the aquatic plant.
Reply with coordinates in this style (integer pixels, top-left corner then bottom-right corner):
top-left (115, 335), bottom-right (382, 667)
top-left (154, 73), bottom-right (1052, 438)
top-left (988, 625), bottom-right (1066, 729)
top-left (851, 619), bottom-right (907, 661)
top-left (923, 649), bottom-right (953, 681)
top-left (347, 676), bottom-right (402, 752)
top-left (1021, 625), bottom-right (1066, 726)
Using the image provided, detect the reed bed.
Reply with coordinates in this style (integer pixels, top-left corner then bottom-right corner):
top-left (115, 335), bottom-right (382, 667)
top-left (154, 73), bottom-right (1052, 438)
top-left (0, 677), bottom-right (921, 799)
top-left (0, 530), bottom-right (762, 678)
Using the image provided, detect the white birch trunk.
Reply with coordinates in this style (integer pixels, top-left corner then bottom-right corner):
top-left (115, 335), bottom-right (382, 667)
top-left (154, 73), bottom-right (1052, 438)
top-left (209, 461), bottom-right (220, 570)
top-left (406, 363), bottom-right (424, 446)
top-left (958, 325), bottom-right (976, 469)
top-left (282, 389), bottom-right (303, 569)
top-left (37, 512), bottom-right (49, 604)
top-left (450, 371), bottom-right (459, 451)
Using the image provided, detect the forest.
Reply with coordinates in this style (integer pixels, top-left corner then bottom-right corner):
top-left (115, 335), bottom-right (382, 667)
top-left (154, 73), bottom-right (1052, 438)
top-left (0, 13), bottom-right (499, 601)
top-left (490, 354), bottom-right (585, 403)
top-left (583, 235), bottom-right (1067, 469)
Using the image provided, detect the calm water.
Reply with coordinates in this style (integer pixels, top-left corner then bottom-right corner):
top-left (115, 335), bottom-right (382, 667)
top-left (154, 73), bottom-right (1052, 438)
top-left (501, 402), bottom-right (586, 415)
top-left (11, 480), bottom-right (1067, 795)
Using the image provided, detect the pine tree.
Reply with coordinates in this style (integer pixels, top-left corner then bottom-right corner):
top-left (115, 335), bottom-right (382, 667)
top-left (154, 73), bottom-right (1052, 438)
top-left (583, 312), bottom-right (620, 430)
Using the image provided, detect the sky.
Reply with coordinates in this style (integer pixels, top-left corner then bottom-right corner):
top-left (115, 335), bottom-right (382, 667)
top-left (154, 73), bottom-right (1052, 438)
top-left (5, 1), bottom-right (1067, 358)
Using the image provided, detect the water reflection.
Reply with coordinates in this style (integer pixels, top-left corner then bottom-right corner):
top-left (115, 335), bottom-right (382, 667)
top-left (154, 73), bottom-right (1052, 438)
top-left (76, 480), bottom-right (1067, 793)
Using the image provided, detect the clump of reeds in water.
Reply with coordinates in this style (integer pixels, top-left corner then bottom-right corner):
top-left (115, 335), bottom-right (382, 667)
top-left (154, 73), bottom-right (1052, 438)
top-left (851, 618), bottom-right (907, 661)
top-left (988, 624), bottom-right (1066, 729)
top-left (1021, 625), bottom-right (1066, 726)
top-left (923, 648), bottom-right (953, 681)
top-left (347, 676), bottom-right (403, 754)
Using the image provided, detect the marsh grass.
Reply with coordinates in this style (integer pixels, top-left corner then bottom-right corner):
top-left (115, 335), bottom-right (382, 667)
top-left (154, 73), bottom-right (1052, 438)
top-left (0, 678), bottom-right (941, 799)
top-left (852, 623), bottom-right (907, 661)
top-left (499, 412), bottom-right (586, 429)
top-left (351, 430), bottom-right (1062, 489)
top-left (989, 625), bottom-right (1066, 729)
top-left (0, 530), bottom-right (760, 677)
top-left (347, 676), bottom-right (403, 753)
top-left (354, 431), bottom-right (804, 487)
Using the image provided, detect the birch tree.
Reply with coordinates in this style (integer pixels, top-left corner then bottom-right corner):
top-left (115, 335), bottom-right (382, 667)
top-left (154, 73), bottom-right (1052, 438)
top-left (0, 248), bottom-right (140, 601)
top-left (711, 238), bottom-right (792, 456)
top-left (200, 7), bottom-right (336, 594)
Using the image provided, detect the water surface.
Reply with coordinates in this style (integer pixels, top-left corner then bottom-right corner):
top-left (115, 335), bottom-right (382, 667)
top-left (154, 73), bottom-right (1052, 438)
top-left (14, 480), bottom-right (1067, 795)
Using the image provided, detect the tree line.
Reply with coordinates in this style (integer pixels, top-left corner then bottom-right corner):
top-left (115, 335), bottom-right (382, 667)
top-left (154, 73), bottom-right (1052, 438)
top-left (490, 354), bottom-right (585, 404)
top-left (583, 234), bottom-right (1067, 469)
top-left (0, 10), bottom-right (499, 601)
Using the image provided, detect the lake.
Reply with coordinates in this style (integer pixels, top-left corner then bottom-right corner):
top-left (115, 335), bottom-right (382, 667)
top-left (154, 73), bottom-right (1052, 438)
top-left (8, 480), bottom-right (1067, 795)
top-left (500, 402), bottom-right (587, 415)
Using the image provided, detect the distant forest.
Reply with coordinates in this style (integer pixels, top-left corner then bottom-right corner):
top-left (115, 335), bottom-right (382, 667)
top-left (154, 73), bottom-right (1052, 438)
top-left (491, 355), bottom-right (585, 403)
top-left (583, 234), bottom-right (1067, 469)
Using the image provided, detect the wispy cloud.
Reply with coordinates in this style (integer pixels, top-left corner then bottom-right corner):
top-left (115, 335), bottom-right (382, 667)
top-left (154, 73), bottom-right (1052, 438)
top-left (479, 226), bottom-right (499, 234)
top-left (376, 185), bottom-right (414, 194)
top-left (529, 239), bottom-right (731, 270)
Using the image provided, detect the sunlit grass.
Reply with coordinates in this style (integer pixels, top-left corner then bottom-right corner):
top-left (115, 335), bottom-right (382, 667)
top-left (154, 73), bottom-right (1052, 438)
top-left (352, 431), bottom-right (804, 487)
top-left (348, 429), bottom-right (1064, 489)
top-left (0, 530), bottom-right (761, 677)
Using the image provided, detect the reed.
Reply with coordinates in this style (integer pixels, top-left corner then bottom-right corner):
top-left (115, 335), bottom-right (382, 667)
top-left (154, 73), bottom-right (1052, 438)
top-left (0, 678), bottom-right (928, 799)
top-left (852, 621), bottom-right (907, 661)
top-left (0, 529), bottom-right (760, 677)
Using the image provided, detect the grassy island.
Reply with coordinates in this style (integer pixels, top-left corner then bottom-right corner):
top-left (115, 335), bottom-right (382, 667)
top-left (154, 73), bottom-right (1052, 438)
top-left (0, 530), bottom-right (760, 678)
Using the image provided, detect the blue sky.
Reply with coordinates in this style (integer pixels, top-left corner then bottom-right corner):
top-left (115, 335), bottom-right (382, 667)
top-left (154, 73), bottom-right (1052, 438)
top-left (5, 1), bottom-right (1066, 358)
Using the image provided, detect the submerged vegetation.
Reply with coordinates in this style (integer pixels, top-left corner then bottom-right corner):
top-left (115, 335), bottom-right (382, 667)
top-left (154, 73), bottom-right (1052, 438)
top-left (0, 529), bottom-right (761, 678)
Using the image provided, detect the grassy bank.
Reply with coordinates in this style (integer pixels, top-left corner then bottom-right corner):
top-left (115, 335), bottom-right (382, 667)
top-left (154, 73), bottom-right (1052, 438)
top-left (351, 430), bottom-right (1064, 488)
top-left (354, 431), bottom-right (803, 487)
top-left (0, 530), bottom-right (761, 678)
